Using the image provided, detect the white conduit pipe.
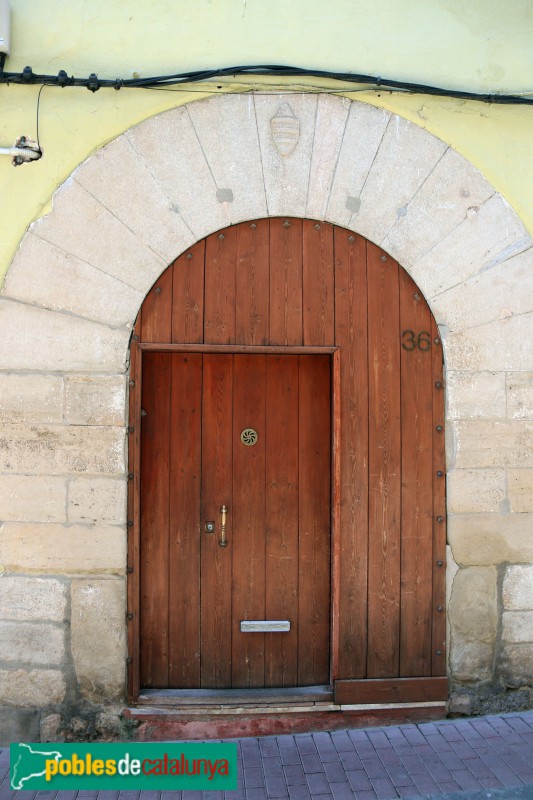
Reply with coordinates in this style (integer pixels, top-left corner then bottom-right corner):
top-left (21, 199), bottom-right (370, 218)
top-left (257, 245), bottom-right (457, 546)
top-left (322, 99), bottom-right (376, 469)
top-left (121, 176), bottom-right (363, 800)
top-left (0, 146), bottom-right (41, 160)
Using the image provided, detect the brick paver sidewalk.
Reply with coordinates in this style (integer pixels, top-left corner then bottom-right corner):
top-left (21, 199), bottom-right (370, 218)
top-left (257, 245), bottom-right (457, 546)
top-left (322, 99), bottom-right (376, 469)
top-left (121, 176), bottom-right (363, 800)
top-left (1, 711), bottom-right (532, 799)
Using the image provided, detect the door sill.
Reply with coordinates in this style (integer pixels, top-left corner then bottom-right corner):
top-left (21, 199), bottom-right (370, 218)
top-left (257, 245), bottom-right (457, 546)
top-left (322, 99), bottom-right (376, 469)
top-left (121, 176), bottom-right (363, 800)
top-left (137, 685), bottom-right (333, 707)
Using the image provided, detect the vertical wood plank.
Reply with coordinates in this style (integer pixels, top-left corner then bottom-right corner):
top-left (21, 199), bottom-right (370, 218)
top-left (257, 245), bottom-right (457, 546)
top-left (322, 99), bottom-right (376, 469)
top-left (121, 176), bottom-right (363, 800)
top-left (333, 231), bottom-right (369, 679)
top-left (201, 354), bottom-right (233, 687)
top-left (367, 246), bottom-right (401, 679)
top-left (269, 218), bottom-right (303, 345)
top-left (399, 270), bottom-right (434, 676)
top-left (298, 355), bottom-right (331, 685)
top-left (168, 353), bottom-right (202, 686)
top-left (431, 319), bottom-right (447, 675)
top-left (139, 352), bottom-right (171, 687)
top-left (127, 316), bottom-right (142, 700)
top-left (172, 240), bottom-right (205, 344)
top-left (303, 220), bottom-right (335, 345)
top-left (265, 355), bottom-right (299, 687)
top-left (236, 220), bottom-right (270, 345)
top-left (140, 268), bottom-right (173, 343)
top-left (204, 227), bottom-right (236, 344)
top-left (330, 346), bottom-right (342, 681)
top-left (232, 355), bottom-right (267, 687)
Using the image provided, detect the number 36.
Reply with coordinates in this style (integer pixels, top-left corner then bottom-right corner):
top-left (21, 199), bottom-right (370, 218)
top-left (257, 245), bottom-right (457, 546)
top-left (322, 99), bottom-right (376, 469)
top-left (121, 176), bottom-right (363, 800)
top-left (401, 330), bottom-right (432, 351)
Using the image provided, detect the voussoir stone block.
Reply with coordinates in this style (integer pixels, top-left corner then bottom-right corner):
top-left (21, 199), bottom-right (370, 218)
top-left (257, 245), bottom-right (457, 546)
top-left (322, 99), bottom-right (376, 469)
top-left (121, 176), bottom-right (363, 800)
top-left (503, 565), bottom-right (533, 610)
top-left (71, 579), bottom-right (126, 702)
top-left (507, 372), bottom-right (533, 420)
top-left (64, 376), bottom-right (127, 426)
top-left (508, 469), bottom-right (533, 512)
top-left (444, 313), bottom-right (533, 373)
top-left (0, 300), bottom-right (129, 372)
top-left (0, 424), bottom-right (125, 475)
top-left (452, 420), bottom-right (533, 468)
top-left (0, 475), bottom-right (66, 522)
top-left (306, 94), bottom-right (350, 220)
top-left (0, 620), bottom-right (64, 666)
top-left (446, 372), bottom-right (506, 420)
top-left (447, 469), bottom-right (505, 514)
top-left (0, 523), bottom-right (126, 574)
top-left (447, 514), bottom-right (533, 566)
top-left (0, 374), bottom-right (63, 424)
top-left (0, 577), bottom-right (67, 621)
top-left (0, 669), bottom-right (66, 706)
top-left (449, 565), bottom-right (497, 682)
top-left (68, 477), bottom-right (126, 525)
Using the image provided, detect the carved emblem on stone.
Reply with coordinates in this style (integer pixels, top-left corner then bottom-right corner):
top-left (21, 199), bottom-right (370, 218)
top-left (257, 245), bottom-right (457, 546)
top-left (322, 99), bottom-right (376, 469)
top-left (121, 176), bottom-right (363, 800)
top-left (270, 103), bottom-right (300, 156)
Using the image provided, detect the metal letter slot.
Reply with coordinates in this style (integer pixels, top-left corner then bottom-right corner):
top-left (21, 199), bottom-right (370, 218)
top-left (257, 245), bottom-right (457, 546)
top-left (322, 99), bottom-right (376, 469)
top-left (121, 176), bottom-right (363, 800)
top-left (240, 620), bottom-right (291, 633)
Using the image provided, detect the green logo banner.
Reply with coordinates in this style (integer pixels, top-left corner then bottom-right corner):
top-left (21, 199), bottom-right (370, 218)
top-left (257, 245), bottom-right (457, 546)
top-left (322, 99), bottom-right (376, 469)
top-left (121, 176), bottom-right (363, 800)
top-left (11, 742), bottom-right (238, 790)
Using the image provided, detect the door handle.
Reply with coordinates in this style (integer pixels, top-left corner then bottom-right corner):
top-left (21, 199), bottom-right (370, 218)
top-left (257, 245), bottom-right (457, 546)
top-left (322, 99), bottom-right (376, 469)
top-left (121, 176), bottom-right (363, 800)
top-left (219, 505), bottom-right (228, 548)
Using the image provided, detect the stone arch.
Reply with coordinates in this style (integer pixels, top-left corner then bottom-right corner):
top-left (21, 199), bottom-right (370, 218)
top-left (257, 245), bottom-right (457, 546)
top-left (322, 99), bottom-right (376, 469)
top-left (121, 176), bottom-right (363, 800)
top-left (1, 93), bottom-right (532, 707)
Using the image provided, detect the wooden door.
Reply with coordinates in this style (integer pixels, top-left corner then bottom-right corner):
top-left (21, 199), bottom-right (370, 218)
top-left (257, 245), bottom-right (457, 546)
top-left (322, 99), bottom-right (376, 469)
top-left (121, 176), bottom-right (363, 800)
top-left (139, 352), bottom-right (331, 689)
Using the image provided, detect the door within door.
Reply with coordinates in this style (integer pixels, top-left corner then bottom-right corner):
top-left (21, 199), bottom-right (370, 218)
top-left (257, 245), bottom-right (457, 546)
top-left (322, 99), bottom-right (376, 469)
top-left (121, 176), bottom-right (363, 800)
top-left (140, 352), bottom-right (331, 690)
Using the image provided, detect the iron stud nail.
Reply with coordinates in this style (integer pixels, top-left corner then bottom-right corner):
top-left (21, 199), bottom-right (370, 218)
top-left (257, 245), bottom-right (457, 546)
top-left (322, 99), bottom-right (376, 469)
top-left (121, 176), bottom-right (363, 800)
top-left (186, 253), bottom-right (193, 259)
top-left (250, 223), bottom-right (257, 229)
top-left (437, 515), bottom-right (444, 523)
top-left (128, 472), bottom-right (134, 480)
top-left (413, 292), bottom-right (420, 300)
top-left (127, 566), bottom-right (134, 574)
top-left (435, 381), bottom-right (442, 389)
top-left (437, 605), bottom-right (444, 611)
top-left (129, 380), bottom-right (135, 387)
top-left (436, 425), bottom-right (443, 432)
top-left (381, 255), bottom-right (387, 261)
top-left (437, 470), bottom-right (443, 477)
top-left (348, 235), bottom-right (355, 242)
top-left (127, 426), bottom-right (134, 433)
top-left (127, 613), bottom-right (134, 620)
top-left (155, 286), bottom-right (161, 294)
top-left (127, 520), bottom-right (133, 528)
top-left (434, 337), bottom-right (441, 345)
top-left (133, 334), bottom-right (139, 342)
top-left (126, 656), bottom-right (133, 664)
top-left (218, 234), bottom-right (224, 240)
top-left (315, 223), bottom-right (321, 230)
top-left (436, 560), bottom-right (443, 567)
top-left (435, 650), bottom-right (443, 656)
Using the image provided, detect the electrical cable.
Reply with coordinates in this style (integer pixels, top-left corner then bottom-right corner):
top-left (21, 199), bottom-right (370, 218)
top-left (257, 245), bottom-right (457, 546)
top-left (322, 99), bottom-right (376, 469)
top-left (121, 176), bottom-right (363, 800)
top-left (0, 63), bottom-right (531, 104)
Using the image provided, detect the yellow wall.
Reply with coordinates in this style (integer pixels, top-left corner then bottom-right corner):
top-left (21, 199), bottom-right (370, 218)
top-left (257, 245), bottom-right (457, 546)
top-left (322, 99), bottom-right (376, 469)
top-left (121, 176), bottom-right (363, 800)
top-left (1, 0), bottom-right (532, 279)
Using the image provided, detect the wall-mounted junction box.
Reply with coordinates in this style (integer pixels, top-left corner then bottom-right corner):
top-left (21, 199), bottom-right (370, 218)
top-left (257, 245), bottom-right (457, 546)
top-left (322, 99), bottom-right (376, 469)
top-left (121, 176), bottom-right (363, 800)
top-left (0, 0), bottom-right (11, 56)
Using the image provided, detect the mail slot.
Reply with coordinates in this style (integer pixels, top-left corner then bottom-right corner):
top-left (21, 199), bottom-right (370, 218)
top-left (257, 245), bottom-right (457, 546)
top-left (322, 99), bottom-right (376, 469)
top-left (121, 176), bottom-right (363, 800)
top-left (240, 620), bottom-right (291, 633)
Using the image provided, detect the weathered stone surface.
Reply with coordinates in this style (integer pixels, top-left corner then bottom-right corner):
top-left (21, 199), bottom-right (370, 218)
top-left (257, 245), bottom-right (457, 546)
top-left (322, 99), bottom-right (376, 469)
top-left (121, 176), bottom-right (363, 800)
top-left (444, 313), bottom-right (533, 373)
top-left (447, 469), bottom-right (505, 513)
top-left (326, 102), bottom-right (390, 229)
top-left (0, 708), bottom-right (40, 745)
top-left (71, 579), bottom-right (126, 702)
top-left (0, 621), bottom-right (64, 665)
top-left (447, 514), bottom-right (533, 566)
top-left (64, 376), bottom-right (126, 426)
top-left (449, 566), bottom-right (497, 682)
top-left (503, 565), bottom-right (533, 610)
top-left (411, 194), bottom-right (531, 300)
top-left (31, 178), bottom-right (166, 293)
top-left (254, 93), bottom-right (318, 218)
top-left (451, 420), bottom-right (533, 468)
top-left (306, 94), bottom-right (350, 219)
top-left (446, 372), bottom-right (506, 420)
top-left (187, 94), bottom-right (267, 225)
top-left (3, 232), bottom-right (143, 327)
top-left (502, 611), bottom-right (533, 643)
top-left (68, 477), bottom-right (127, 525)
top-left (0, 523), bottom-right (126, 574)
top-left (40, 713), bottom-right (63, 743)
top-left (0, 577), bottom-right (67, 621)
top-left (0, 374), bottom-right (63, 424)
top-left (507, 372), bottom-right (533, 420)
top-left (0, 424), bottom-right (125, 475)
top-left (0, 300), bottom-right (129, 372)
top-left (500, 645), bottom-right (533, 686)
top-left (0, 475), bottom-right (66, 522)
top-left (126, 106), bottom-right (228, 242)
top-left (0, 669), bottom-right (65, 706)
top-left (508, 469), bottom-right (533, 512)
top-left (74, 135), bottom-right (195, 265)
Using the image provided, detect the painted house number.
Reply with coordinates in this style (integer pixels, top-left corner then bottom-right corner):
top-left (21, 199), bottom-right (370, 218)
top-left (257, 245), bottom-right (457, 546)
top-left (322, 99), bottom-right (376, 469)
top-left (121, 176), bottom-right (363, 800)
top-left (401, 330), bottom-right (432, 351)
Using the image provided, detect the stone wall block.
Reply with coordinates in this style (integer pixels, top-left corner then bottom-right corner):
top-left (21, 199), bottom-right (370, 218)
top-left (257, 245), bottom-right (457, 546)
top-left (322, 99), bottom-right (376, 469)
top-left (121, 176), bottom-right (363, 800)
top-left (410, 194), bottom-right (532, 300)
top-left (31, 179), bottom-right (165, 293)
top-left (0, 374), bottom-right (63, 425)
top-left (0, 475), bottom-right (66, 522)
top-left (0, 669), bottom-right (65, 706)
top-left (254, 93), bottom-right (318, 218)
top-left (500, 645), bottom-right (533, 687)
top-left (444, 314), bottom-right (533, 373)
top-left (326, 102), bottom-right (390, 228)
top-left (0, 424), bottom-right (125, 476)
top-left (126, 108), bottom-right (228, 242)
top-left (446, 372), bottom-right (506, 420)
top-left (447, 514), bottom-right (533, 566)
top-left (306, 94), bottom-right (350, 219)
top-left (449, 565), bottom-right (497, 682)
top-left (508, 469), bottom-right (533, 512)
top-left (68, 477), bottom-right (126, 525)
top-left (74, 136), bottom-right (195, 265)
top-left (64, 376), bottom-right (127, 426)
top-left (71, 579), bottom-right (126, 702)
top-left (384, 148), bottom-right (494, 267)
top-left (502, 611), bottom-right (533, 643)
top-left (452, 420), bottom-right (533, 468)
top-left (447, 469), bottom-right (505, 514)
top-left (0, 523), bottom-right (126, 574)
top-left (3, 233), bottom-right (143, 327)
top-left (0, 300), bottom-right (129, 372)
top-left (0, 621), bottom-right (64, 665)
top-left (0, 577), bottom-right (67, 621)
top-left (507, 372), bottom-right (533, 420)
top-left (187, 94), bottom-right (267, 224)
top-left (503, 565), bottom-right (533, 610)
